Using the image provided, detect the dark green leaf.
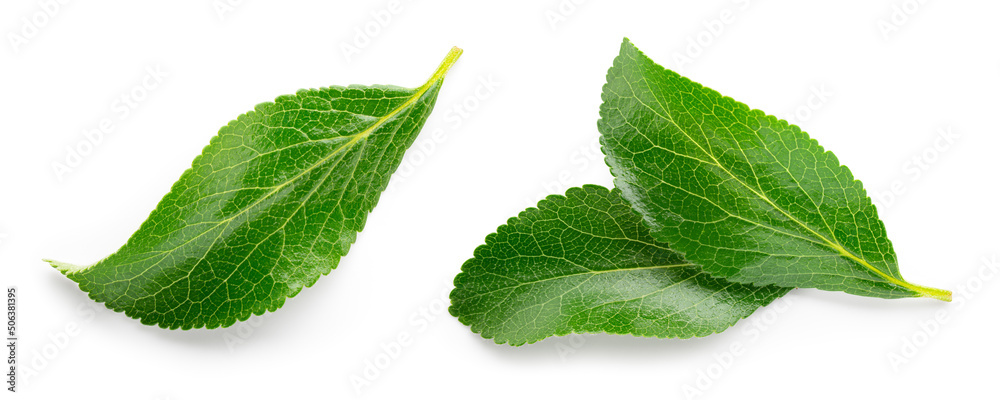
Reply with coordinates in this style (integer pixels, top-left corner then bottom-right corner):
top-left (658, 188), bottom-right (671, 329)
top-left (598, 39), bottom-right (949, 301)
top-left (450, 185), bottom-right (790, 345)
top-left (46, 47), bottom-right (463, 329)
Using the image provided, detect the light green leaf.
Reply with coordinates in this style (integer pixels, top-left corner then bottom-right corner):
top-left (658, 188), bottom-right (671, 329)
top-left (450, 185), bottom-right (790, 345)
top-left (598, 39), bottom-right (949, 301)
top-left (46, 47), bottom-right (463, 329)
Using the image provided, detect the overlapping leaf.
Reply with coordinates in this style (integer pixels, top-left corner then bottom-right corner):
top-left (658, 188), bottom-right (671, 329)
top-left (47, 48), bottom-right (464, 329)
top-left (598, 39), bottom-right (949, 301)
top-left (450, 185), bottom-right (790, 345)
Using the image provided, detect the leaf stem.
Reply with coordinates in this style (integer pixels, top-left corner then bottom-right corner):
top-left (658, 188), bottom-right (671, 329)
top-left (422, 46), bottom-right (463, 89)
top-left (908, 283), bottom-right (952, 302)
top-left (830, 246), bottom-right (952, 301)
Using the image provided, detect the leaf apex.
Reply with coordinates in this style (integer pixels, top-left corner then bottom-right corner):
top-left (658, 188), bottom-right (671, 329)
top-left (44, 259), bottom-right (90, 275)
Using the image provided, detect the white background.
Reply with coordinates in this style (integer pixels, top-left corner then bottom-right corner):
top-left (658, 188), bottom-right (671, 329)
top-left (2, 0), bottom-right (998, 399)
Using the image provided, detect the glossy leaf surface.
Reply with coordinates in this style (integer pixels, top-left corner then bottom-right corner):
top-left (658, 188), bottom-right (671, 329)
top-left (450, 185), bottom-right (790, 345)
top-left (47, 48), bottom-right (463, 329)
top-left (598, 39), bottom-right (949, 301)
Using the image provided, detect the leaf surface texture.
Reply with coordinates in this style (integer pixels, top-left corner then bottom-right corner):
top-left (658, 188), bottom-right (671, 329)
top-left (450, 185), bottom-right (790, 345)
top-left (48, 48), bottom-right (463, 329)
top-left (598, 39), bottom-right (949, 301)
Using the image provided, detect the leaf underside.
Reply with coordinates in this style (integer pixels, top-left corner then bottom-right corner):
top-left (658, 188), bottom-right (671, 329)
top-left (450, 185), bottom-right (790, 346)
top-left (48, 48), bottom-right (463, 329)
top-left (598, 39), bottom-right (949, 301)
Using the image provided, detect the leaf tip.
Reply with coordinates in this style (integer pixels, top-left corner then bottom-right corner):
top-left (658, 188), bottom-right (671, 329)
top-left (44, 259), bottom-right (90, 276)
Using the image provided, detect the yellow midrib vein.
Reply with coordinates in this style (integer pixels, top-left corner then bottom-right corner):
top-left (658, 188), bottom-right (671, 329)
top-left (621, 69), bottom-right (949, 300)
top-left (51, 47), bottom-right (463, 276)
top-left (665, 115), bottom-right (944, 298)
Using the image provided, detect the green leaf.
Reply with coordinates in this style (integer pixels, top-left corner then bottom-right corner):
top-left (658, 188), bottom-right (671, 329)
top-left (46, 47), bottom-right (463, 329)
top-left (598, 39), bottom-right (949, 301)
top-left (449, 185), bottom-right (790, 345)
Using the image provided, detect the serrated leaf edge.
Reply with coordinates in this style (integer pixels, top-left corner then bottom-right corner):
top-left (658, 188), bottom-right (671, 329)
top-left (449, 184), bottom-right (792, 346)
top-left (598, 38), bottom-right (950, 301)
top-left (46, 47), bottom-right (464, 329)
